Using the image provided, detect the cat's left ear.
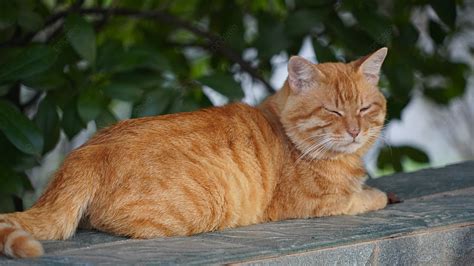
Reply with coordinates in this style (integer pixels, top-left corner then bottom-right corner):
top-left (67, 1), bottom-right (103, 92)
top-left (288, 56), bottom-right (323, 93)
top-left (355, 47), bottom-right (388, 86)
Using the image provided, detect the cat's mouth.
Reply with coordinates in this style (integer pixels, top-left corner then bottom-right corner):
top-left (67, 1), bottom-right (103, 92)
top-left (346, 140), bottom-right (361, 145)
top-left (331, 139), bottom-right (364, 154)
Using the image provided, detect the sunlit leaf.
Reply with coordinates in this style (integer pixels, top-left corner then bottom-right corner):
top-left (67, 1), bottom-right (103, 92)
top-left (377, 146), bottom-right (430, 173)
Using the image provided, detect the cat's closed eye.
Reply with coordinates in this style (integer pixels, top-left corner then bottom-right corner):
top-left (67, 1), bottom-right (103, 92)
top-left (359, 105), bottom-right (372, 113)
top-left (324, 107), bottom-right (343, 117)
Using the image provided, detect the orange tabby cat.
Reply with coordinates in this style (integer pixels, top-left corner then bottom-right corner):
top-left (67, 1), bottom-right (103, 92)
top-left (0, 48), bottom-right (389, 258)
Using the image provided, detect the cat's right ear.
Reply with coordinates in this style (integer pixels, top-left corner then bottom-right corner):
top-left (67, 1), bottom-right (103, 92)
top-left (288, 56), bottom-right (322, 93)
top-left (356, 47), bottom-right (388, 86)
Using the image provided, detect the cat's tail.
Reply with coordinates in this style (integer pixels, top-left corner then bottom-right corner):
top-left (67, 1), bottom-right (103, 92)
top-left (0, 155), bottom-right (97, 258)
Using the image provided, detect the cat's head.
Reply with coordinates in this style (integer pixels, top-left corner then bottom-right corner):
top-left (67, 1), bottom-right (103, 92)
top-left (280, 48), bottom-right (388, 159)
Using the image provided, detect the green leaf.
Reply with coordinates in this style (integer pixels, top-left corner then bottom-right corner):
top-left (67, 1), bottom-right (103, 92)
top-left (0, 100), bottom-right (43, 156)
top-left (430, 0), bottom-right (457, 30)
top-left (169, 95), bottom-right (200, 113)
top-left (0, 164), bottom-right (26, 196)
top-left (17, 10), bottom-right (44, 32)
top-left (0, 45), bottom-right (57, 84)
top-left (34, 96), bottom-right (60, 154)
top-left (325, 15), bottom-right (373, 55)
top-left (65, 14), bottom-right (96, 63)
top-left (61, 98), bottom-right (86, 139)
top-left (95, 108), bottom-right (118, 130)
top-left (398, 22), bottom-right (419, 45)
top-left (110, 71), bottom-right (163, 90)
top-left (354, 11), bottom-right (392, 45)
top-left (295, 0), bottom-right (334, 8)
top-left (22, 72), bottom-right (68, 91)
top-left (0, 27), bottom-right (15, 43)
top-left (401, 147), bottom-right (429, 164)
top-left (285, 9), bottom-right (329, 37)
top-left (0, 1), bottom-right (17, 26)
top-left (77, 86), bottom-right (108, 123)
top-left (223, 23), bottom-right (246, 52)
top-left (429, 20), bottom-right (447, 45)
top-left (377, 145), bottom-right (430, 173)
top-left (132, 89), bottom-right (175, 118)
top-left (0, 134), bottom-right (38, 171)
top-left (424, 85), bottom-right (464, 105)
top-left (0, 195), bottom-right (15, 213)
top-left (255, 15), bottom-right (289, 58)
top-left (97, 43), bottom-right (169, 73)
top-left (103, 82), bottom-right (143, 102)
top-left (377, 146), bottom-right (403, 172)
top-left (198, 73), bottom-right (244, 100)
top-left (0, 85), bottom-right (9, 96)
top-left (312, 40), bottom-right (337, 62)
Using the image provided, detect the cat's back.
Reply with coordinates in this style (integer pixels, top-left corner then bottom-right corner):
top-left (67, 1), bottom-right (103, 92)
top-left (79, 102), bottom-right (285, 189)
top-left (86, 103), bottom-right (272, 146)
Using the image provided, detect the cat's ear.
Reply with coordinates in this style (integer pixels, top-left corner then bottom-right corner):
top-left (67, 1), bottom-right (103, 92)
top-left (356, 47), bottom-right (388, 85)
top-left (288, 56), bottom-right (323, 93)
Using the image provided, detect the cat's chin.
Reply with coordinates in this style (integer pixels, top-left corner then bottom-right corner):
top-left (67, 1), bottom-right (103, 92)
top-left (329, 141), bottom-right (365, 155)
top-left (304, 149), bottom-right (350, 160)
top-left (292, 140), bottom-right (364, 161)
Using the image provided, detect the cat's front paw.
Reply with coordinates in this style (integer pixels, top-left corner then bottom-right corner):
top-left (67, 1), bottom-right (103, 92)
top-left (346, 187), bottom-right (387, 215)
top-left (364, 187), bottom-right (388, 211)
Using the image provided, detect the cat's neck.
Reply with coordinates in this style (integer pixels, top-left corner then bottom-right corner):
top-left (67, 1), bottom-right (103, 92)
top-left (258, 81), bottom-right (292, 149)
top-left (258, 81), bottom-right (291, 119)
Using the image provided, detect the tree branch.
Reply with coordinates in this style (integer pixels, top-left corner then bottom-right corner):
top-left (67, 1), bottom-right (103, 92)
top-left (79, 8), bottom-right (275, 92)
top-left (1, 7), bottom-right (275, 93)
top-left (0, 0), bottom-right (85, 47)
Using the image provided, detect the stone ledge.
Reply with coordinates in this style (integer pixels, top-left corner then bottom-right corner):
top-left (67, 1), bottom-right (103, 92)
top-left (242, 224), bottom-right (472, 265)
top-left (1, 161), bottom-right (473, 265)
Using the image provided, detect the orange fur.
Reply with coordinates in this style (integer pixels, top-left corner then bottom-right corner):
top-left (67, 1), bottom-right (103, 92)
top-left (0, 48), bottom-right (389, 258)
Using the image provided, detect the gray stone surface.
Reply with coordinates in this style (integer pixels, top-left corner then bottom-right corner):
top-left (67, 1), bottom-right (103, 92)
top-left (244, 226), bottom-right (473, 265)
top-left (1, 161), bottom-right (473, 265)
top-left (367, 160), bottom-right (474, 200)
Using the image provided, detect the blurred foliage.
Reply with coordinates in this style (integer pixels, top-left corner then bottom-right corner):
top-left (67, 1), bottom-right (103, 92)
top-left (0, 0), bottom-right (469, 211)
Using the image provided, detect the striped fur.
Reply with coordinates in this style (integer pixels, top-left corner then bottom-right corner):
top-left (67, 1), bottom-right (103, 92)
top-left (1, 48), bottom-right (389, 258)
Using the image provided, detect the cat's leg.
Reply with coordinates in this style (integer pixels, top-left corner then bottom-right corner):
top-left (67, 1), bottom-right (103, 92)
top-left (87, 182), bottom-right (226, 239)
top-left (89, 200), bottom-right (221, 239)
top-left (308, 186), bottom-right (387, 218)
top-left (345, 186), bottom-right (388, 215)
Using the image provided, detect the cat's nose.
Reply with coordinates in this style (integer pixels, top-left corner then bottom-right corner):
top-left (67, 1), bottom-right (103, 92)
top-left (347, 128), bottom-right (360, 139)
